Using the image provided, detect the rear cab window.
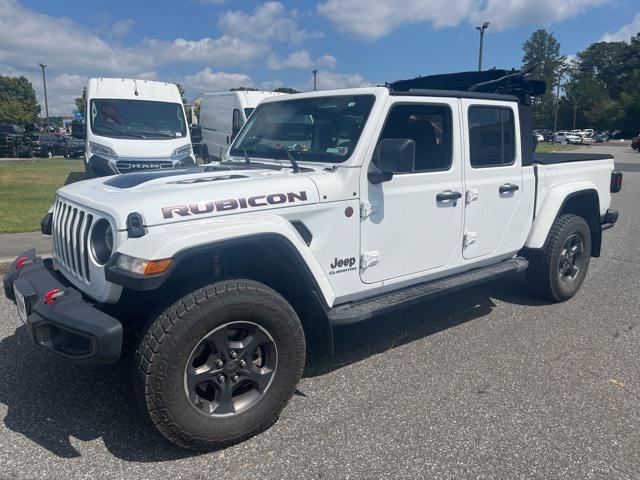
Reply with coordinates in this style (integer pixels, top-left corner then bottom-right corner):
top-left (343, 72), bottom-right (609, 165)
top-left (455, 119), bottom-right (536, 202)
top-left (468, 106), bottom-right (515, 168)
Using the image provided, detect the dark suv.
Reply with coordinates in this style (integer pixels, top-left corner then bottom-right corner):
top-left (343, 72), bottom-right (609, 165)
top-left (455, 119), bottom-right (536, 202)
top-left (0, 124), bottom-right (32, 158)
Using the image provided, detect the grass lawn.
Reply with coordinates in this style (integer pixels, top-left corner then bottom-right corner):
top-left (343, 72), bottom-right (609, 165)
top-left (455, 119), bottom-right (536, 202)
top-left (0, 158), bottom-right (84, 233)
top-left (535, 143), bottom-right (579, 153)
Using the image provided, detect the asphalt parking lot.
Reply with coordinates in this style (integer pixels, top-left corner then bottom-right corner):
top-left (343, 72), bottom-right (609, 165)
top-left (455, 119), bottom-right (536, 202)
top-left (0, 145), bottom-right (639, 479)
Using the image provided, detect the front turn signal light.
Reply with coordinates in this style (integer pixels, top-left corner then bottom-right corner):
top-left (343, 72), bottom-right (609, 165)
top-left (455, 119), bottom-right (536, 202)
top-left (143, 258), bottom-right (173, 276)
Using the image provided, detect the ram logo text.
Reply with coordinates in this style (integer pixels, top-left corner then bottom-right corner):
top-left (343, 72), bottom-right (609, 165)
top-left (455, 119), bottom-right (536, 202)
top-left (162, 191), bottom-right (308, 219)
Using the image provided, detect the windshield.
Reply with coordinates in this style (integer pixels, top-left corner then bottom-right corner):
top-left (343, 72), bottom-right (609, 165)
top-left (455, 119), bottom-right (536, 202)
top-left (244, 108), bottom-right (254, 118)
top-left (90, 99), bottom-right (187, 139)
top-left (231, 94), bottom-right (375, 163)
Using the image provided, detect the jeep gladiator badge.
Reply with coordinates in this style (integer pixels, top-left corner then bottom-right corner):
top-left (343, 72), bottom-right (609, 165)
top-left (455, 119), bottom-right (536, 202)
top-left (161, 191), bottom-right (308, 219)
top-left (329, 257), bottom-right (357, 275)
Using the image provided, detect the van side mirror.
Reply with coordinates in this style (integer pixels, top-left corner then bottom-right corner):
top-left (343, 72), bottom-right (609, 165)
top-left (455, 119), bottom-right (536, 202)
top-left (71, 121), bottom-right (85, 139)
top-left (368, 138), bottom-right (415, 184)
top-left (190, 124), bottom-right (203, 143)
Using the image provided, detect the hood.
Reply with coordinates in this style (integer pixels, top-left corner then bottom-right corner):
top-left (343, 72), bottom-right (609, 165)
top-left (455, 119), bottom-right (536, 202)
top-left (57, 166), bottom-right (320, 229)
top-left (88, 136), bottom-right (191, 158)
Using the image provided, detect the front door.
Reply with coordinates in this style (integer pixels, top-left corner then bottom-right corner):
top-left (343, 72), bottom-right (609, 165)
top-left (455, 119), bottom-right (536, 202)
top-left (360, 97), bottom-right (463, 284)
top-left (461, 100), bottom-right (524, 259)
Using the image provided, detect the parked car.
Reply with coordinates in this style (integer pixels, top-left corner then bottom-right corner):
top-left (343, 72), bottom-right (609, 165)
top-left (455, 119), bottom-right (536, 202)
top-left (632, 134), bottom-right (640, 151)
top-left (554, 131), bottom-right (581, 144)
top-left (63, 136), bottom-right (85, 158)
top-left (0, 123), bottom-right (32, 157)
top-left (74, 78), bottom-right (198, 178)
top-left (30, 133), bottom-right (67, 157)
top-left (595, 133), bottom-right (608, 143)
top-left (4, 68), bottom-right (623, 451)
top-left (580, 132), bottom-right (595, 144)
top-left (198, 90), bottom-right (285, 162)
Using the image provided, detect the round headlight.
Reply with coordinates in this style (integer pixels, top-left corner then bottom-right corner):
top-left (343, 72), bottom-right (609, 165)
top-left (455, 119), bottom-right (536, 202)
top-left (90, 219), bottom-right (114, 265)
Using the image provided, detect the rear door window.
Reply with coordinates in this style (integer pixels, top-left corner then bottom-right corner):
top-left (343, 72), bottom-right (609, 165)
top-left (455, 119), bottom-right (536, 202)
top-left (468, 107), bottom-right (515, 168)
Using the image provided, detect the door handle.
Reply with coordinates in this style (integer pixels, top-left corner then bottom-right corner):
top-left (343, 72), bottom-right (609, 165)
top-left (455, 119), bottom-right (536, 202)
top-left (436, 190), bottom-right (463, 202)
top-left (499, 183), bottom-right (520, 193)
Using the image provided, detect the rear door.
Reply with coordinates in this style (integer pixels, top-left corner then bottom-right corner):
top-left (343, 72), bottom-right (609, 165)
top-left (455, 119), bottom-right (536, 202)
top-left (360, 97), bottom-right (464, 284)
top-left (461, 100), bottom-right (527, 259)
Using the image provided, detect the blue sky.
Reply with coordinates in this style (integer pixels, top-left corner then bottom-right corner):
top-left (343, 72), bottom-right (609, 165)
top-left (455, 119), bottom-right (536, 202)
top-left (1, 0), bottom-right (638, 114)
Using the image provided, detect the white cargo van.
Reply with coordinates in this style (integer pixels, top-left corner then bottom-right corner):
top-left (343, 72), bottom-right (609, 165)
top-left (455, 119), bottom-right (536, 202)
top-left (73, 78), bottom-right (201, 178)
top-left (199, 90), bottom-right (284, 161)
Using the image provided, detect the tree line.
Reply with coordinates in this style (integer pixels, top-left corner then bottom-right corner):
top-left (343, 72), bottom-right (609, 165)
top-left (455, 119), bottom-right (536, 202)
top-left (522, 29), bottom-right (640, 135)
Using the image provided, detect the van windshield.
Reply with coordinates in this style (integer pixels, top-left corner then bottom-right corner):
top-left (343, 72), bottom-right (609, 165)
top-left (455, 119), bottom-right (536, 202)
top-left (90, 99), bottom-right (187, 139)
top-left (230, 94), bottom-right (375, 163)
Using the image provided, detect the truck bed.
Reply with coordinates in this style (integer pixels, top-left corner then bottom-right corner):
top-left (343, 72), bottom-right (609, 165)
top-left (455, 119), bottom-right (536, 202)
top-left (533, 152), bottom-right (614, 165)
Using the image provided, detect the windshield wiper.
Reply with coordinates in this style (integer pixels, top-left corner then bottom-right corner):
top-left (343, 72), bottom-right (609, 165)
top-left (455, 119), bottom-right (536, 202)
top-left (135, 131), bottom-right (174, 138)
top-left (96, 124), bottom-right (145, 138)
top-left (284, 149), bottom-right (300, 173)
top-left (243, 149), bottom-right (251, 165)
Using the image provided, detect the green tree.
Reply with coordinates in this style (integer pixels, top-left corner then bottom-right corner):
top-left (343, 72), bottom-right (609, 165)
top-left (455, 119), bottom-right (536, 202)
top-left (174, 83), bottom-right (188, 104)
top-left (0, 76), bottom-right (41, 123)
top-left (230, 86), bottom-right (259, 92)
top-left (74, 87), bottom-right (86, 117)
top-left (274, 87), bottom-right (300, 94)
top-left (522, 29), bottom-right (567, 128)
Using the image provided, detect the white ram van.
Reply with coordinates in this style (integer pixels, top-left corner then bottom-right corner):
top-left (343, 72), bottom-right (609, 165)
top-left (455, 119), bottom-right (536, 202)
top-left (199, 90), bottom-right (284, 161)
top-left (73, 78), bottom-right (200, 178)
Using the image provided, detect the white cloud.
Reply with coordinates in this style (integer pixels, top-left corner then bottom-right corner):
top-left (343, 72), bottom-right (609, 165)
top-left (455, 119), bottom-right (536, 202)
top-left (178, 68), bottom-right (254, 95)
top-left (469, 0), bottom-right (607, 30)
top-left (300, 70), bottom-right (372, 91)
top-left (267, 50), bottom-right (337, 70)
top-left (261, 79), bottom-right (284, 91)
top-left (111, 19), bottom-right (134, 38)
top-left (318, 0), bottom-right (607, 40)
top-left (140, 36), bottom-right (265, 66)
top-left (601, 13), bottom-right (640, 42)
top-left (219, 1), bottom-right (323, 43)
top-left (0, 0), bottom-right (263, 76)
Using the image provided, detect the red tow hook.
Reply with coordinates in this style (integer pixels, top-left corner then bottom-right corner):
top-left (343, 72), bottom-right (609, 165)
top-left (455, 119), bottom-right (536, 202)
top-left (16, 256), bottom-right (32, 269)
top-left (44, 289), bottom-right (64, 305)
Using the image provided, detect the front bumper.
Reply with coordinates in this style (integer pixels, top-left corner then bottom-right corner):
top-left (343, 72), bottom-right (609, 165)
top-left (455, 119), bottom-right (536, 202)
top-left (3, 250), bottom-right (123, 365)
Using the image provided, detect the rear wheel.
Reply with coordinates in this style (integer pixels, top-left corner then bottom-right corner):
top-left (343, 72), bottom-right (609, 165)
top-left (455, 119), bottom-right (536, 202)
top-left (133, 279), bottom-right (305, 450)
top-left (526, 214), bottom-right (591, 302)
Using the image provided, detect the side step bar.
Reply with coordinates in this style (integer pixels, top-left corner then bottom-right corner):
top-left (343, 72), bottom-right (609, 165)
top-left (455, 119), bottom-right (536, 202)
top-left (328, 256), bottom-right (529, 326)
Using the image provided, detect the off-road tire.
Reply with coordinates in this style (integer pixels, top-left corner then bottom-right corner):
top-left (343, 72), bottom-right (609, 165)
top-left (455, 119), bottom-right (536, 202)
top-left (526, 213), bottom-right (591, 302)
top-left (133, 279), bottom-right (305, 450)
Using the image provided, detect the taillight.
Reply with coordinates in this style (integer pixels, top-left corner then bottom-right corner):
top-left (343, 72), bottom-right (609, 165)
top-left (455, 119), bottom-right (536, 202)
top-left (610, 171), bottom-right (623, 193)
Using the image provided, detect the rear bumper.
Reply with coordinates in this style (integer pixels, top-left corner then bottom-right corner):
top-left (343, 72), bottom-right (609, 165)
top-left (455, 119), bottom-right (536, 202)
top-left (601, 209), bottom-right (619, 231)
top-left (3, 250), bottom-right (122, 365)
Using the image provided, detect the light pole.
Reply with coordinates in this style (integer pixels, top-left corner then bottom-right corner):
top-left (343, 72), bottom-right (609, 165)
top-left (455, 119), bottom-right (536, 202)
top-left (312, 69), bottom-right (318, 91)
top-left (38, 63), bottom-right (50, 131)
top-left (553, 76), bottom-right (562, 143)
top-left (475, 22), bottom-right (490, 71)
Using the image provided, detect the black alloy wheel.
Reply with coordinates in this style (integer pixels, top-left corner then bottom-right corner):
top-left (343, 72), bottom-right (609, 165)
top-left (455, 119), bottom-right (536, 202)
top-left (185, 321), bottom-right (277, 417)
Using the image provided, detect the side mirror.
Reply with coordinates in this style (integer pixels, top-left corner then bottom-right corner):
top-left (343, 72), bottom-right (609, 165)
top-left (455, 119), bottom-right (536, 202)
top-left (71, 121), bottom-right (85, 140)
top-left (190, 124), bottom-right (203, 143)
top-left (368, 138), bottom-right (415, 184)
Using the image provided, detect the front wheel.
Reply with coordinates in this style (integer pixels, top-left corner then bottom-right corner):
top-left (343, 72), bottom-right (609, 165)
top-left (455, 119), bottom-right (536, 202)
top-left (526, 214), bottom-right (591, 302)
top-left (133, 279), bottom-right (306, 450)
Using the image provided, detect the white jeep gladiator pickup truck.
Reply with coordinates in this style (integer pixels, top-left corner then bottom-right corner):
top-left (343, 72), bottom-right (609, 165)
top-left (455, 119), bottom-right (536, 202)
top-left (3, 70), bottom-right (622, 450)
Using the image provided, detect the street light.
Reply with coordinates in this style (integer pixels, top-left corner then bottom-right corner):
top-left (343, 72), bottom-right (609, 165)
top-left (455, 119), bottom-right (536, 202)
top-left (38, 63), bottom-right (50, 131)
top-left (475, 22), bottom-right (490, 71)
top-left (312, 69), bottom-right (318, 91)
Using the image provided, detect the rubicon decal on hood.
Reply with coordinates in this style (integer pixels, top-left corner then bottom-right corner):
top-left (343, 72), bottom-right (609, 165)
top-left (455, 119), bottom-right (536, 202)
top-left (161, 191), bottom-right (308, 219)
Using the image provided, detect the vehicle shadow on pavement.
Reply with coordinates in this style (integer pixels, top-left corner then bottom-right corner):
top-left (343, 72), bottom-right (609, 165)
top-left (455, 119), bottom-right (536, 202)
top-left (305, 275), bottom-right (549, 378)
top-left (0, 326), bottom-right (196, 462)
